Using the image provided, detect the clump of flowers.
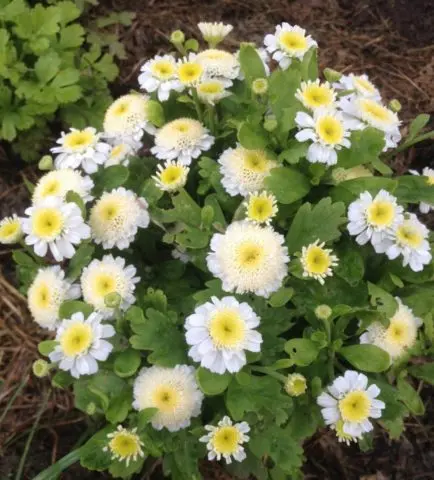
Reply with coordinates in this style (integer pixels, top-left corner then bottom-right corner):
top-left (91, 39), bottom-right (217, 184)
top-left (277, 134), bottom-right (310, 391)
top-left (2, 20), bottom-right (433, 480)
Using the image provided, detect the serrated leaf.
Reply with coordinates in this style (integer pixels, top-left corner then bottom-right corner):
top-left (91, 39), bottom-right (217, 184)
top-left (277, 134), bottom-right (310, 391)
top-left (196, 367), bottom-right (232, 395)
top-left (337, 127), bottom-right (385, 168)
top-left (367, 282), bottom-right (398, 317)
top-left (264, 167), bottom-right (310, 204)
top-left (395, 175), bottom-right (434, 205)
top-left (330, 177), bottom-right (398, 204)
top-left (339, 344), bottom-right (390, 372)
top-left (35, 53), bottom-right (60, 84)
top-left (238, 121), bottom-right (268, 149)
top-left (284, 338), bottom-right (320, 366)
top-left (114, 349), bottom-right (142, 378)
top-left (238, 44), bottom-right (266, 83)
top-left (67, 243), bottom-right (95, 281)
top-left (94, 165), bottom-right (129, 193)
top-left (59, 24), bottom-right (85, 49)
top-left (51, 68), bottom-right (80, 88)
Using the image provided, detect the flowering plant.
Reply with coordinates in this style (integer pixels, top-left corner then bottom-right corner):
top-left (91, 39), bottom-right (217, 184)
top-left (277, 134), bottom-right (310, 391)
top-left (2, 21), bottom-right (434, 479)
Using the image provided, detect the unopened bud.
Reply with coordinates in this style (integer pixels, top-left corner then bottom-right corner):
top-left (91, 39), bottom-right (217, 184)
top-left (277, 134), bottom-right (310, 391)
top-left (170, 30), bottom-right (185, 45)
top-left (86, 402), bottom-right (96, 415)
top-left (38, 155), bottom-right (53, 171)
top-left (284, 373), bottom-right (307, 397)
top-left (263, 115), bottom-right (278, 132)
top-left (323, 68), bottom-right (342, 83)
top-left (252, 78), bottom-right (268, 95)
top-left (32, 359), bottom-right (50, 378)
top-left (315, 304), bottom-right (332, 321)
top-left (105, 292), bottom-right (122, 308)
top-left (389, 99), bottom-right (402, 112)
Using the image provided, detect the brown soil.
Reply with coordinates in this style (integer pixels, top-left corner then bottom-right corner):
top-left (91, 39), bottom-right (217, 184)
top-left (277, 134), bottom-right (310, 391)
top-left (1, 0), bottom-right (433, 479)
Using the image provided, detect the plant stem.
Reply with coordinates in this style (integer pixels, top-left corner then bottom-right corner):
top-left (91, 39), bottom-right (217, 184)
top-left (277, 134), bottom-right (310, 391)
top-left (250, 365), bottom-right (287, 383)
top-left (191, 89), bottom-right (203, 123)
top-left (0, 374), bottom-right (29, 428)
top-left (33, 448), bottom-right (83, 480)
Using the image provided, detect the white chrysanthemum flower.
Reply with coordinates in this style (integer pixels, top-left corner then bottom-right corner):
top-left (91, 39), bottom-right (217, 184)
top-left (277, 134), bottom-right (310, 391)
top-left (177, 53), bottom-right (204, 87)
top-left (295, 109), bottom-right (351, 166)
top-left (196, 49), bottom-right (240, 80)
top-left (200, 416), bottom-right (250, 464)
top-left (295, 80), bottom-right (337, 111)
top-left (151, 118), bottom-right (214, 165)
top-left (301, 240), bottom-right (339, 285)
top-left (138, 54), bottom-right (183, 102)
top-left (384, 213), bottom-right (432, 272)
top-left (331, 419), bottom-right (359, 446)
top-left (218, 146), bottom-right (277, 197)
top-left (339, 96), bottom-right (401, 150)
top-left (197, 78), bottom-right (232, 105)
top-left (104, 141), bottom-right (138, 167)
top-left (347, 190), bottom-right (404, 253)
top-left (132, 365), bottom-right (203, 432)
top-left (152, 161), bottom-right (189, 192)
top-left (317, 370), bottom-right (385, 438)
top-left (198, 22), bottom-right (233, 47)
top-left (237, 47), bottom-right (270, 79)
top-left (22, 197), bottom-right (91, 261)
top-left (103, 94), bottom-right (155, 141)
top-left (243, 191), bottom-right (278, 225)
top-left (263, 23), bottom-right (317, 70)
top-left (333, 73), bottom-right (381, 100)
top-left (89, 187), bottom-right (150, 250)
top-left (360, 298), bottom-right (422, 361)
top-left (409, 167), bottom-right (434, 214)
top-left (81, 255), bottom-right (140, 319)
top-left (0, 214), bottom-right (23, 244)
top-left (284, 373), bottom-right (307, 397)
top-left (51, 127), bottom-right (110, 174)
top-left (207, 221), bottom-right (289, 297)
top-left (185, 296), bottom-right (263, 374)
top-left (103, 426), bottom-right (145, 467)
top-left (33, 169), bottom-right (94, 204)
top-left (28, 266), bottom-right (80, 330)
top-left (49, 311), bottom-right (115, 379)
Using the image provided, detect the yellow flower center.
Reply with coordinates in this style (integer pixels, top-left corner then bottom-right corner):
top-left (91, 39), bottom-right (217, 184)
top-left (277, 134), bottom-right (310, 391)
top-left (236, 242), bottom-right (265, 269)
top-left (243, 151), bottom-right (269, 172)
top-left (98, 200), bottom-right (120, 222)
top-left (152, 385), bottom-right (180, 413)
top-left (93, 273), bottom-right (116, 298)
top-left (32, 208), bottom-right (64, 239)
top-left (360, 99), bottom-right (391, 122)
top-left (152, 60), bottom-right (176, 79)
top-left (291, 378), bottom-right (306, 395)
top-left (302, 85), bottom-right (334, 108)
top-left (354, 76), bottom-right (376, 94)
top-left (198, 81), bottom-right (223, 95)
top-left (316, 116), bottom-right (344, 144)
top-left (396, 224), bottom-right (423, 248)
top-left (109, 432), bottom-right (141, 459)
top-left (279, 31), bottom-right (307, 52)
top-left (113, 101), bottom-right (130, 116)
top-left (63, 130), bottom-right (95, 150)
top-left (110, 144), bottom-right (126, 159)
top-left (34, 283), bottom-right (51, 309)
top-left (305, 246), bottom-right (331, 274)
top-left (385, 318), bottom-right (411, 346)
top-left (339, 390), bottom-right (371, 422)
top-left (0, 221), bottom-right (19, 239)
top-left (60, 323), bottom-right (93, 356)
top-left (212, 426), bottom-right (240, 455)
top-left (173, 121), bottom-right (191, 133)
top-left (335, 419), bottom-right (354, 443)
top-left (209, 309), bottom-right (246, 348)
top-left (40, 179), bottom-right (61, 198)
top-left (160, 165), bottom-right (184, 185)
top-left (366, 201), bottom-right (395, 227)
top-left (178, 63), bottom-right (203, 84)
top-left (248, 197), bottom-right (274, 223)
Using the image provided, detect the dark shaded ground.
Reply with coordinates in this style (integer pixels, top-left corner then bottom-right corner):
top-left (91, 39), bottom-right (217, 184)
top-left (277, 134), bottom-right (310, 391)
top-left (1, 0), bottom-right (433, 478)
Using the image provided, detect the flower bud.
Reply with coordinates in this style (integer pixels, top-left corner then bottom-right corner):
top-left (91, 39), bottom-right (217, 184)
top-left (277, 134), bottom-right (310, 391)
top-left (315, 304), bottom-right (332, 321)
top-left (284, 373), bottom-right (307, 397)
top-left (389, 99), bottom-right (402, 112)
top-left (38, 155), bottom-right (53, 171)
top-left (252, 78), bottom-right (268, 95)
top-left (32, 359), bottom-right (50, 378)
top-left (323, 68), bottom-right (342, 83)
top-left (170, 30), bottom-right (185, 45)
top-left (263, 115), bottom-right (278, 132)
top-left (105, 292), bottom-right (122, 308)
top-left (86, 402), bottom-right (96, 415)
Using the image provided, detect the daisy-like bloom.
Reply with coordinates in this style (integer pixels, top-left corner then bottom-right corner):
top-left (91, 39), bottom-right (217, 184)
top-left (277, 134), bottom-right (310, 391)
top-left (339, 96), bottom-right (401, 150)
top-left (185, 296), bottom-right (262, 374)
top-left (138, 54), bottom-right (183, 102)
top-left (32, 169), bottom-right (94, 204)
top-left (384, 213), bottom-right (432, 272)
top-left (409, 167), bottom-right (434, 214)
top-left (206, 221), bottom-right (289, 297)
top-left (89, 188), bottom-right (150, 250)
top-left (27, 266), bottom-right (80, 330)
top-left (196, 49), bottom-right (240, 80)
top-left (347, 190), bottom-right (404, 253)
top-left (0, 214), bottom-right (23, 244)
top-left (295, 80), bottom-right (337, 111)
top-left (51, 127), bottom-right (110, 174)
top-left (151, 118), bottom-right (214, 165)
top-left (295, 109), bottom-right (351, 166)
top-left (243, 191), bottom-right (278, 225)
top-left (196, 78), bottom-right (232, 105)
top-left (177, 53), bottom-right (204, 87)
top-left (331, 165), bottom-right (373, 184)
top-left (49, 311), bottom-right (115, 378)
top-left (331, 419), bottom-right (359, 446)
top-left (103, 94), bottom-right (155, 141)
top-left (360, 298), bottom-right (422, 361)
top-left (317, 370), bottom-right (385, 438)
top-left (263, 23), bottom-right (317, 70)
top-left (334, 73), bottom-right (381, 100)
top-left (152, 161), bottom-right (189, 192)
top-left (103, 426), bottom-right (145, 467)
top-left (198, 22), bottom-right (233, 47)
top-left (301, 240), bottom-right (339, 285)
top-left (80, 255), bottom-right (140, 319)
top-left (22, 197), bottom-right (91, 261)
top-left (132, 365), bottom-right (204, 432)
top-left (104, 141), bottom-right (139, 168)
top-left (284, 373), bottom-right (307, 397)
top-left (218, 146), bottom-right (277, 197)
top-left (200, 416), bottom-right (250, 464)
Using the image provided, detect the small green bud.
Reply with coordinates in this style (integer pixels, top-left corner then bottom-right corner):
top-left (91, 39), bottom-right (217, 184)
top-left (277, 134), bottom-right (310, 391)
top-left (32, 359), bottom-right (50, 378)
top-left (38, 155), bottom-right (53, 171)
top-left (263, 115), bottom-right (278, 132)
top-left (389, 99), bottom-right (402, 112)
top-left (170, 30), bottom-right (185, 45)
top-left (252, 78), bottom-right (268, 95)
top-left (315, 304), bottom-right (332, 321)
top-left (105, 292), bottom-right (122, 308)
top-left (86, 402), bottom-right (96, 415)
top-left (284, 373), bottom-right (307, 397)
top-left (323, 68), bottom-right (342, 83)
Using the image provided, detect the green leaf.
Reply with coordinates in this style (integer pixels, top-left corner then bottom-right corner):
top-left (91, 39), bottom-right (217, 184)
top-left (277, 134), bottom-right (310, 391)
top-left (300, 47), bottom-right (318, 81)
top-left (368, 282), bottom-right (398, 317)
top-left (38, 340), bottom-right (57, 356)
top-left (284, 338), bottom-right (320, 366)
top-left (79, 427), bottom-right (112, 471)
top-left (184, 38), bottom-right (199, 52)
top-left (330, 177), bottom-right (398, 204)
top-left (408, 363), bottom-right (434, 385)
top-left (264, 167), bottom-right (310, 204)
top-left (65, 190), bottom-right (85, 217)
top-left (35, 53), bottom-right (60, 84)
top-left (337, 128), bottom-right (385, 168)
top-left (286, 197), bottom-right (346, 254)
top-left (196, 367), bottom-right (232, 395)
top-left (137, 408), bottom-right (158, 431)
top-left (67, 243), bottom-right (95, 281)
top-left (397, 376), bottom-right (424, 415)
top-left (59, 24), bottom-right (85, 49)
top-left (176, 227), bottom-right (210, 249)
top-left (1, 114), bottom-right (17, 141)
top-left (59, 300), bottom-right (93, 319)
top-left (238, 122), bottom-right (268, 149)
top-left (268, 287), bottom-right (294, 307)
top-left (12, 251), bottom-right (39, 267)
top-left (146, 100), bottom-right (165, 127)
top-left (408, 113), bottom-right (430, 140)
top-left (334, 240), bottom-right (365, 286)
top-left (106, 388), bottom-right (133, 423)
top-left (278, 141), bottom-right (308, 165)
top-left (395, 175), bottom-right (434, 205)
top-left (51, 371), bottom-right (73, 389)
top-left (238, 44), bottom-right (266, 83)
top-left (94, 165), bottom-right (129, 193)
top-left (114, 349), bottom-right (142, 378)
top-left (51, 68), bottom-right (80, 88)
top-left (339, 344), bottom-right (390, 372)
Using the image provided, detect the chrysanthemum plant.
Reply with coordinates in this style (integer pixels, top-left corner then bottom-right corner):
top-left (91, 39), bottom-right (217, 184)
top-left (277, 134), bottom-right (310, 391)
top-left (3, 21), bottom-right (434, 480)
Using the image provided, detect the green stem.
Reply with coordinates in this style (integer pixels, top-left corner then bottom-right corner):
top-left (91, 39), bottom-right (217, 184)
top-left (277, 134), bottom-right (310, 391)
top-left (33, 448), bottom-right (83, 480)
top-left (207, 105), bottom-right (217, 135)
top-left (327, 349), bottom-right (335, 381)
top-left (250, 365), bottom-right (287, 383)
top-left (386, 130), bottom-right (434, 156)
top-left (0, 374), bottom-right (29, 428)
top-left (191, 88), bottom-right (203, 123)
